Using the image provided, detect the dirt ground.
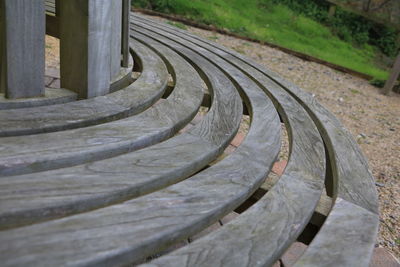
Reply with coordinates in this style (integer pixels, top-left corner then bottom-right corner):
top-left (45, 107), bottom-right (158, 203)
top-left (45, 16), bottom-right (400, 257)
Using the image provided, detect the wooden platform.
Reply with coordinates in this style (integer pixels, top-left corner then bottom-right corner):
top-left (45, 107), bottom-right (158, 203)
top-left (0, 6), bottom-right (379, 267)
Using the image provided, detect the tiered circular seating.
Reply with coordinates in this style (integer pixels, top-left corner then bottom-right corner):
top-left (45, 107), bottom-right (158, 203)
top-left (0, 5), bottom-right (379, 267)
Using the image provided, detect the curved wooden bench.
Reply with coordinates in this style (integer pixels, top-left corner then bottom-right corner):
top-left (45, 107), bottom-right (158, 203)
top-left (0, 88), bottom-right (77, 110)
top-left (0, 38), bottom-right (203, 176)
top-left (135, 14), bottom-right (380, 266)
top-left (0, 7), bottom-right (379, 267)
top-left (0, 31), bottom-right (243, 229)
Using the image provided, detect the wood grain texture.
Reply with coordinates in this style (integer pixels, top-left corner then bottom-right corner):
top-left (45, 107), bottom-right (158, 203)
top-left (0, 5), bottom-right (379, 266)
top-left (132, 18), bottom-right (326, 267)
top-left (0, 79), bottom-right (279, 267)
top-left (0, 0), bottom-right (5, 94)
top-left (139, 15), bottom-right (379, 265)
top-left (59, 0), bottom-right (112, 99)
top-left (137, 13), bottom-right (378, 214)
top-left (0, 29), bottom-right (242, 228)
top-left (0, 41), bottom-right (166, 137)
top-left (294, 198), bottom-right (379, 267)
top-left (110, 0), bottom-right (123, 79)
top-left (133, 15), bottom-right (378, 266)
top-left (0, 88), bottom-right (76, 110)
top-left (0, 37), bottom-right (203, 177)
top-left (122, 0), bottom-right (130, 67)
top-left (2, 0), bottom-right (45, 99)
top-left (0, 10), bottom-right (281, 267)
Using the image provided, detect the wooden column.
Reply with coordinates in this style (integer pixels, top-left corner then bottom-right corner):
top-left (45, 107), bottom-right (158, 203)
top-left (0, 0), bottom-right (5, 95)
top-left (328, 5), bottom-right (336, 17)
top-left (383, 51), bottom-right (400, 95)
top-left (59, 0), bottom-right (112, 99)
top-left (110, 0), bottom-right (123, 79)
top-left (122, 0), bottom-right (131, 67)
top-left (55, 0), bottom-right (61, 17)
top-left (0, 0), bottom-right (45, 99)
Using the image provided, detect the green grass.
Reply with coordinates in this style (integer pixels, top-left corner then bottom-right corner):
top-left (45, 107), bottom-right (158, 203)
top-left (133, 0), bottom-right (389, 80)
top-left (166, 21), bottom-right (188, 30)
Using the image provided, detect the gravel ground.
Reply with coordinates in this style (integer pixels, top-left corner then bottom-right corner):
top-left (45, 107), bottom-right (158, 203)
top-left (46, 16), bottom-right (400, 257)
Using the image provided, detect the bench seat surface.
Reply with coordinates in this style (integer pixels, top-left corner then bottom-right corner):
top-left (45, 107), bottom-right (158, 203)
top-left (0, 5), bottom-right (379, 267)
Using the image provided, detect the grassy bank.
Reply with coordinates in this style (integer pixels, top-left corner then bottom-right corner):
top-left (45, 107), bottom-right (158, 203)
top-left (133, 0), bottom-right (390, 80)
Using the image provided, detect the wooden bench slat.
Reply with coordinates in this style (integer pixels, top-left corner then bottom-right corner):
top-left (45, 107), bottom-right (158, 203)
top-left (144, 13), bottom-right (379, 265)
top-left (0, 45), bottom-right (159, 137)
top-left (0, 16), bottom-right (281, 267)
top-left (0, 38), bottom-right (202, 177)
top-left (0, 0), bottom-right (45, 99)
top-left (294, 198), bottom-right (379, 267)
top-left (0, 88), bottom-right (77, 110)
top-left (0, 30), bottom-right (242, 229)
top-left (132, 16), bottom-right (327, 267)
top-left (144, 12), bottom-right (379, 216)
top-left (0, 4), bottom-right (379, 266)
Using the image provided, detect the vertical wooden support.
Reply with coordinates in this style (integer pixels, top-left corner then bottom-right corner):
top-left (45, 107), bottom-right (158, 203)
top-left (383, 51), bottom-right (400, 95)
top-left (328, 5), bottom-right (336, 17)
top-left (59, 0), bottom-right (112, 99)
top-left (55, 0), bottom-right (61, 17)
top-left (0, 0), bottom-right (45, 99)
top-left (110, 0), bottom-right (123, 79)
top-left (0, 0), bottom-right (5, 94)
top-left (122, 0), bottom-right (131, 68)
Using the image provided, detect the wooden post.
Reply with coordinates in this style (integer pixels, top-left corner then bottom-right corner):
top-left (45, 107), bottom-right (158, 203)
top-left (59, 0), bottom-right (112, 99)
top-left (110, 0), bottom-right (123, 79)
top-left (383, 51), bottom-right (400, 95)
top-left (122, 0), bottom-right (130, 67)
top-left (0, 0), bottom-right (45, 99)
top-left (328, 5), bottom-right (336, 17)
top-left (55, 0), bottom-right (60, 17)
top-left (0, 0), bottom-right (5, 95)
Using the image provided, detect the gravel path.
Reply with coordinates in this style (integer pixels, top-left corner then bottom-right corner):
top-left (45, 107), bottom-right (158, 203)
top-left (46, 16), bottom-right (400, 257)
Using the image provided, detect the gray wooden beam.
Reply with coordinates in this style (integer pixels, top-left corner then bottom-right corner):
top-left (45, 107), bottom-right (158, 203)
top-left (383, 51), bottom-right (400, 95)
top-left (328, 4), bottom-right (336, 17)
top-left (59, 0), bottom-right (112, 99)
top-left (0, 0), bottom-right (5, 94)
top-left (110, 0), bottom-right (123, 79)
top-left (122, 0), bottom-right (131, 67)
top-left (0, 0), bottom-right (45, 99)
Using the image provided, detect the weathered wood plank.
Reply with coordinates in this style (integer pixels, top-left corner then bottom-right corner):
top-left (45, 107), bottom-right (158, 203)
top-left (151, 15), bottom-right (380, 264)
top-left (0, 38), bottom-right (203, 177)
top-left (133, 18), bottom-right (326, 267)
top-left (0, 6), bottom-right (379, 267)
top-left (0, 88), bottom-right (76, 110)
top-left (0, 0), bottom-right (45, 99)
top-left (0, 81), bottom-right (279, 267)
top-left (122, 0), bottom-right (131, 67)
top-left (59, 0), bottom-right (112, 99)
top-left (110, 0), bottom-right (123, 79)
top-left (141, 12), bottom-right (378, 215)
top-left (259, 178), bottom-right (333, 227)
top-left (0, 30), bottom-right (242, 228)
top-left (0, 41), bottom-right (165, 137)
top-left (0, 17), bottom-right (281, 267)
top-left (0, 1), bottom-right (5, 95)
top-left (294, 198), bottom-right (379, 267)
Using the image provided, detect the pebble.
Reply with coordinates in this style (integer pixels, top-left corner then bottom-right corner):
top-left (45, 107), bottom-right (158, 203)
top-left (389, 128), bottom-right (395, 132)
top-left (375, 182), bottom-right (385, 187)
